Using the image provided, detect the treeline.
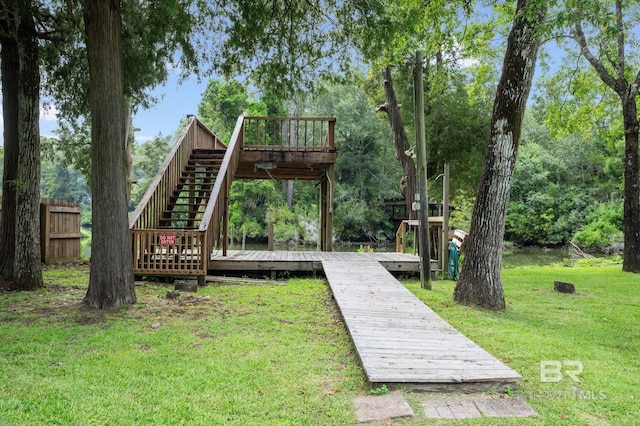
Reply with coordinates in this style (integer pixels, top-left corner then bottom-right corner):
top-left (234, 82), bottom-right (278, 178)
top-left (11, 78), bottom-right (619, 253)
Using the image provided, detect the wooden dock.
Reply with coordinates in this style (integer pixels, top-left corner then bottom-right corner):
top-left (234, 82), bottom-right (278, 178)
top-left (322, 260), bottom-right (521, 392)
top-left (209, 250), bottom-right (426, 274)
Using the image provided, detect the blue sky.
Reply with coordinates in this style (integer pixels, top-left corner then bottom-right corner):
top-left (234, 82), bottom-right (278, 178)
top-left (0, 71), bottom-right (209, 147)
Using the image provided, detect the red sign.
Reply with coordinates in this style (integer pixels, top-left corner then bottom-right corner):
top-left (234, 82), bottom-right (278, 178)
top-left (158, 233), bottom-right (177, 246)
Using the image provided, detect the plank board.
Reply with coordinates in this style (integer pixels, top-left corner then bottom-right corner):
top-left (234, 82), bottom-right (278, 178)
top-left (322, 260), bottom-right (521, 392)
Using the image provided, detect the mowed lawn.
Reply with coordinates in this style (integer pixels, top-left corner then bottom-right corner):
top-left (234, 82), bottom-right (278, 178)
top-left (0, 263), bottom-right (638, 425)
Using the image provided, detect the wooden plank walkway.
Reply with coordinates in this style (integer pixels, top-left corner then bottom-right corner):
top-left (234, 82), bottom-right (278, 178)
top-left (209, 250), bottom-right (426, 274)
top-left (322, 260), bottom-right (522, 392)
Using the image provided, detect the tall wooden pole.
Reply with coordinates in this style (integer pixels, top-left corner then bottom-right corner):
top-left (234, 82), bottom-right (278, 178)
top-left (442, 163), bottom-right (450, 277)
top-left (414, 51), bottom-right (431, 289)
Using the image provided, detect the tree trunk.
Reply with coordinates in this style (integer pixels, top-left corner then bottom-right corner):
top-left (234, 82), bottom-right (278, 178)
top-left (377, 67), bottom-right (417, 220)
top-left (83, 0), bottom-right (136, 308)
top-left (454, 0), bottom-right (546, 310)
top-left (621, 95), bottom-right (640, 272)
top-left (0, 1), bottom-right (43, 291)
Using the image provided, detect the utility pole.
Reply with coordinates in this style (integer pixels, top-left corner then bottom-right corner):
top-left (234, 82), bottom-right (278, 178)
top-left (442, 163), bottom-right (450, 277)
top-left (414, 51), bottom-right (431, 290)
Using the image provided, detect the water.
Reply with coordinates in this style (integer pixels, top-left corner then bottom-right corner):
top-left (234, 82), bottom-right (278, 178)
top-left (502, 246), bottom-right (569, 268)
top-left (233, 241), bottom-right (571, 268)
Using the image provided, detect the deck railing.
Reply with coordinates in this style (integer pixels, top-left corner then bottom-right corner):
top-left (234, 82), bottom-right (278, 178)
top-left (198, 116), bottom-right (244, 269)
top-left (129, 116), bottom-right (226, 277)
top-left (242, 116), bottom-right (335, 150)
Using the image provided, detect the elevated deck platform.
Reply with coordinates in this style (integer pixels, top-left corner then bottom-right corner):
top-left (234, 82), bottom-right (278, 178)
top-left (322, 260), bottom-right (521, 392)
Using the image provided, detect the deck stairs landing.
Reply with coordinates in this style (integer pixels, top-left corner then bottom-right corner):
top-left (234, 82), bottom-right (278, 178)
top-left (159, 149), bottom-right (225, 230)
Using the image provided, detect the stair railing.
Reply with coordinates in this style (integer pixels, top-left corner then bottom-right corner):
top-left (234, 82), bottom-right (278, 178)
top-left (198, 116), bottom-right (244, 271)
top-left (129, 116), bottom-right (225, 230)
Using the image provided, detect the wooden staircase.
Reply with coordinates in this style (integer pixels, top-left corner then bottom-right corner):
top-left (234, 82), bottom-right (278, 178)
top-left (159, 149), bottom-right (225, 230)
top-left (129, 116), bottom-right (241, 283)
top-left (129, 114), bottom-right (336, 283)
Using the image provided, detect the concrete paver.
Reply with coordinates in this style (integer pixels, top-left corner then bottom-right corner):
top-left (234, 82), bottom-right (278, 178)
top-left (423, 397), bottom-right (537, 419)
top-left (353, 394), bottom-right (415, 423)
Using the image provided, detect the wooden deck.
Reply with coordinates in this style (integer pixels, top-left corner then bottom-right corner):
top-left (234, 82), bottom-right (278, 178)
top-left (209, 250), bottom-right (426, 274)
top-left (322, 260), bottom-right (522, 392)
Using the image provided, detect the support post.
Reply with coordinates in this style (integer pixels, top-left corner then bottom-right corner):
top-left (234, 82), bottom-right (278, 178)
top-left (414, 51), bottom-right (432, 289)
top-left (319, 165), bottom-right (334, 251)
top-left (442, 163), bottom-right (450, 277)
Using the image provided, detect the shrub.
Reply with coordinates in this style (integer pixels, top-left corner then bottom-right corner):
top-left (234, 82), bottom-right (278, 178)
top-left (572, 200), bottom-right (623, 249)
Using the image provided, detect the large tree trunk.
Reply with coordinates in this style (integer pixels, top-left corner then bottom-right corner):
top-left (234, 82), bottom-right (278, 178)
top-left (0, 1), bottom-right (43, 291)
top-left (454, 0), bottom-right (546, 310)
top-left (83, 0), bottom-right (136, 308)
top-left (621, 95), bottom-right (640, 272)
top-left (377, 67), bottom-right (417, 220)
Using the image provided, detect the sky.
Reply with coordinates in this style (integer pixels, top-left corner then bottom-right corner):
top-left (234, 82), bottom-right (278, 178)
top-left (0, 71), bottom-right (210, 147)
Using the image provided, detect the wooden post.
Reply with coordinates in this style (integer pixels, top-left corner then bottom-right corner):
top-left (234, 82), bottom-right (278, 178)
top-left (414, 51), bottom-right (432, 289)
top-left (319, 164), bottom-right (334, 251)
top-left (40, 203), bottom-right (50, 263)
top-left (442, 163), bottom-right (450, 277)
top-left (267, 223), bottom-right (274, 251)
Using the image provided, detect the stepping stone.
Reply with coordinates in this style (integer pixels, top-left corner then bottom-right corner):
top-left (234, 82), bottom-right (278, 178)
top-left (423, 399), bottom-right (482, 419)
top-left (474, 397), bottom-right (538, 417)
top-left (423, 397), bottom-right (537, 419)
top-left (353, 394), bottom-right (414, 423)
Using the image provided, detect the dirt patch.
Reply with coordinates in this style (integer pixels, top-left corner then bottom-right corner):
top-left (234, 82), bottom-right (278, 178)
top-left (1, 282), bottom-right (226, 326)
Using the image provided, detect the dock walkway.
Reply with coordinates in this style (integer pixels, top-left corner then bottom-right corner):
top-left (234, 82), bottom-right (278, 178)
top-left (209, 250), bottom-right (424, 274)
top-left (322, 260), bottom-right (521, 392)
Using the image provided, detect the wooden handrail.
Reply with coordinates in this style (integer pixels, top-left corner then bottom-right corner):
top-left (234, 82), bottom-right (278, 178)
top-left (129, 116), bottom-right (225, 230)
top-left (198, 115), bottom-right (244, 265)
top-left (242, 116), bottom-right (336, 149)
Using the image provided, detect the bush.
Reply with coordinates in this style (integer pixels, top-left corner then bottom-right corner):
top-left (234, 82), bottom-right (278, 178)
top-left (572, 200), bottom-right (623, 250)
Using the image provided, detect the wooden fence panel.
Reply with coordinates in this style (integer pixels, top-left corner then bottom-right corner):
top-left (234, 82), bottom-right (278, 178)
top-left (40, 199), bottom-right (82, 263)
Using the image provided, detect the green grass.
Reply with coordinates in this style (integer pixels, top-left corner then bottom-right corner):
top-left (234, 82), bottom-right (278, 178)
top-left (0, 264), bottom-right (638, 425)
top-left (402, 264), bottom-right (640, 425)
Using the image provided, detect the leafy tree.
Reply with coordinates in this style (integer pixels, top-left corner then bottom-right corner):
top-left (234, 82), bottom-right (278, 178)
top-left (560, 0), bottom-right (640, 272)
top-left (130, 134), bottom-right (172, 210)
top-left (573, 200), bottom-right (624, 250)
top-left (0, 0), bottom-right (43, 291)
top-left (455, 0), bottom-right (547, 311)
top-left (198, 80), bottom-right (250, 142)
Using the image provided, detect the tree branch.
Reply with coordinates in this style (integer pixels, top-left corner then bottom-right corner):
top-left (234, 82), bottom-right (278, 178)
top-left (573, 21), bottom-right (620, 93)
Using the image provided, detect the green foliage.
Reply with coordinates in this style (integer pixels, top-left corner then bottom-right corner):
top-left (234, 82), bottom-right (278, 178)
top-left (369, 384), bottom-right (388, 395)
top-left (572, 200), bottom-right (624, 249)
top-left (308, 80), bottom-right (401, 241)
top-left (267, 205), bottom-right (303, 243)
top-left (0, 271), bottom-right (364, 424)
top-left (217, 1), bottom-right (349, 97)
top-left (229, 180), bottom-right (282, 240)
top-left (505, 112), bottom-right (623, 246)
top-left (198, 79), bottom-right (250, 142)
top-left (130, 135), bottom-right (173, 210)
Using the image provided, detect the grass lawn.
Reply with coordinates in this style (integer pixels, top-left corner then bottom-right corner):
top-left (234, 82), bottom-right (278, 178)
top-left (0, 263), bottom-right (638, 425)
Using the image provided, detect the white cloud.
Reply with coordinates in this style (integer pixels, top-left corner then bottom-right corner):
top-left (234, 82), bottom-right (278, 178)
top-left (40, 104), bottom-right (59, 121)
top-left (135, 135), bottom-right (154, 144)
